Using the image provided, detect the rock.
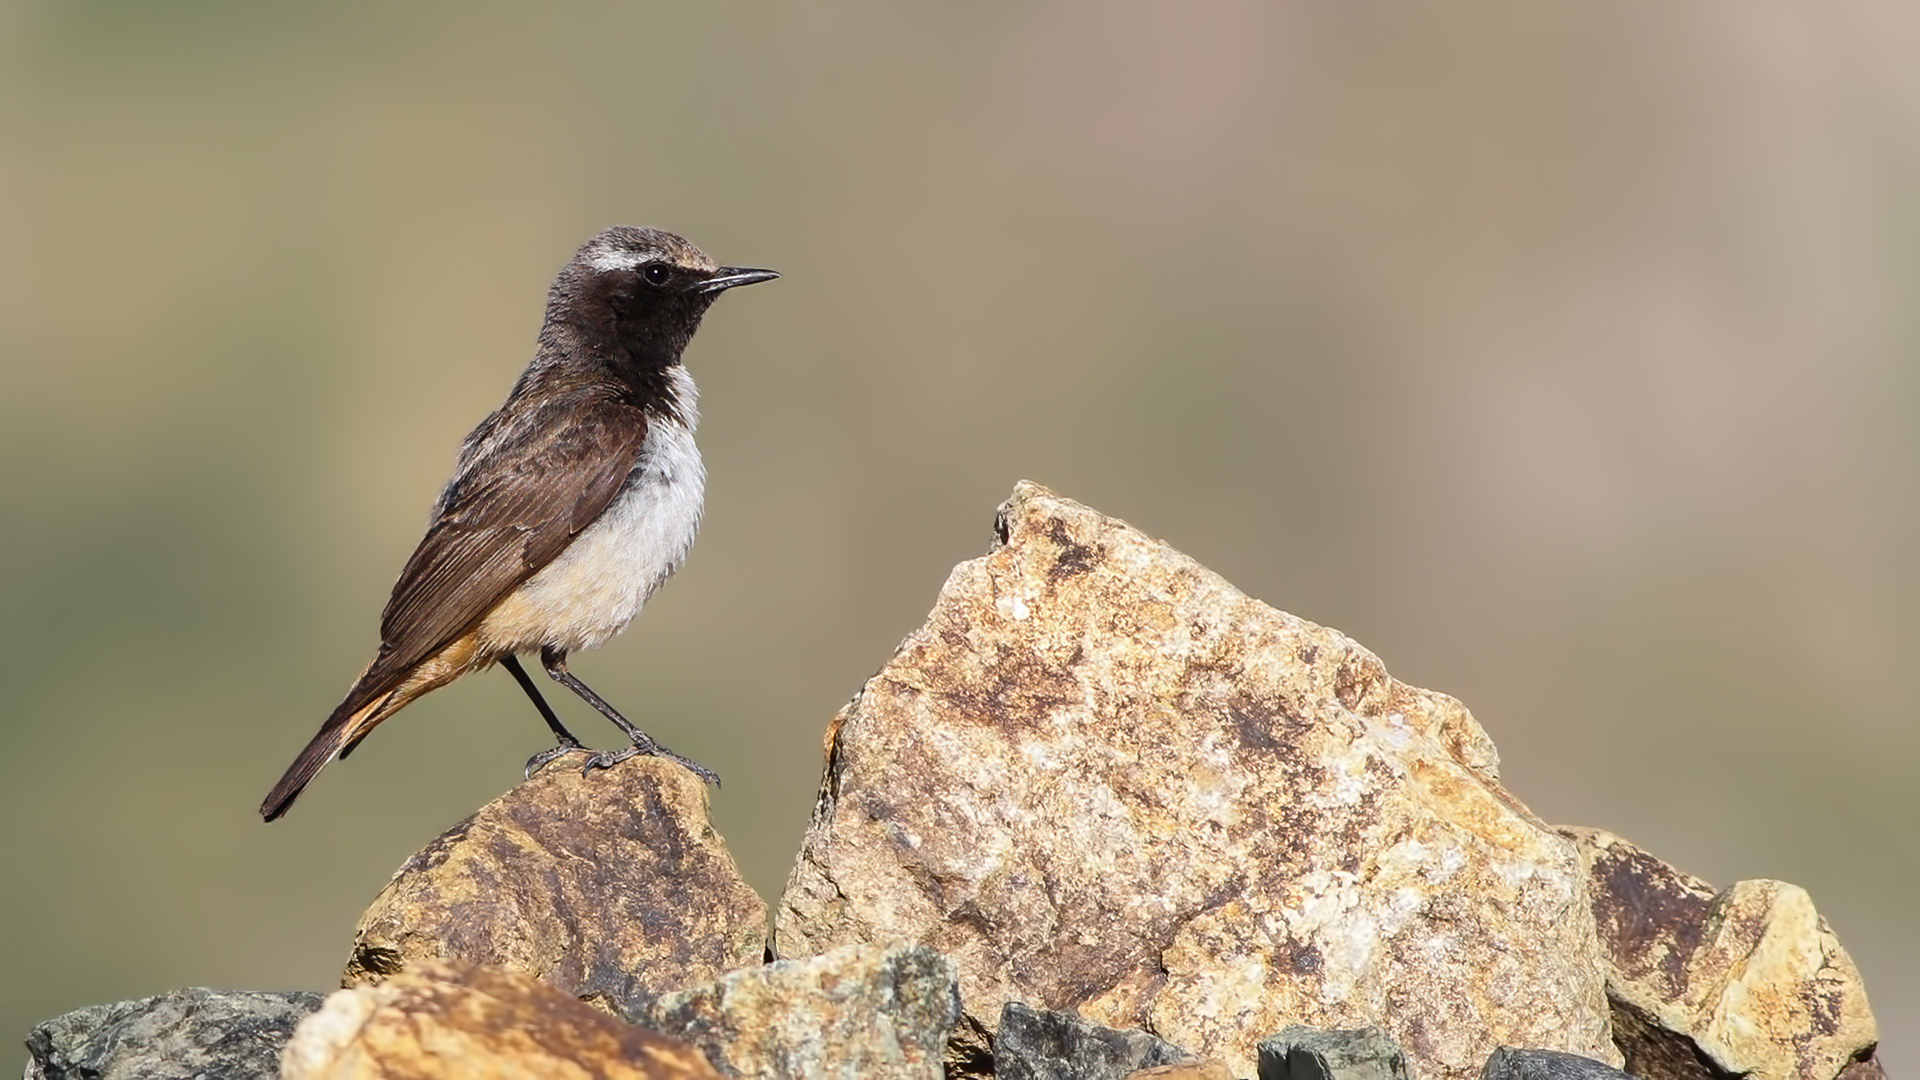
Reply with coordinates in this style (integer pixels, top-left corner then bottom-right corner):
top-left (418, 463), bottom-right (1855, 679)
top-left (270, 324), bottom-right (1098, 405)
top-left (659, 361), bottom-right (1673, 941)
top-left (775, 481), bottom-right (1615, 1079)
top-left (1479, 1047), bottom-right (1635, 1079)
top-left (630, 941), bottom-right (960, 1079)
top-left (1125, 1064), bottom-right (1237, 1080)
top-left (993, 1001), bottom-right (1196, 1080)
top-left (1564, 827), bottom-right (1880, 1080)
top-left (24, 988), bottom-right (325, 1080)
top-left (1256, 1025), bottom-right (1409, 1079)
top-left (345, 754), bottom-right (766, 1015)
top-left (281, 959), bottom-right (723, 1079)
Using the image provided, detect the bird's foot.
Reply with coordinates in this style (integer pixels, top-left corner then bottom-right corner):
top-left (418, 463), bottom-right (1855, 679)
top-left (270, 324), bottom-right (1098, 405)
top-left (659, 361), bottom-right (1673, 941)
top-left (579, 739), bottom-right (721, 786)
top-left (524, 739), bottom-right (591, 779)
top-left (577, 744), bottom-right (638, 774)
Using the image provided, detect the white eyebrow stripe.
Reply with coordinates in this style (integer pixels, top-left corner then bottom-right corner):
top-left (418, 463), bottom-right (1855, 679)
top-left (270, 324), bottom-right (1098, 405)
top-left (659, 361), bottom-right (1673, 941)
top-left (586, 250), bottom-right (651, 272)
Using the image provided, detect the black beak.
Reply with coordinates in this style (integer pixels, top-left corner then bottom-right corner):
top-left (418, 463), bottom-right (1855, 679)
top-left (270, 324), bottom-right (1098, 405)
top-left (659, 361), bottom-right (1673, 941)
top-left (695, 266), bottom-right (780, 294)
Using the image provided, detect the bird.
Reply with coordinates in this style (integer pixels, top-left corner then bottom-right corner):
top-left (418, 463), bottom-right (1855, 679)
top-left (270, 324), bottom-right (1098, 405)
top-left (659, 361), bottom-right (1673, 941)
top-left (260, 226), bottom-right (777, 821)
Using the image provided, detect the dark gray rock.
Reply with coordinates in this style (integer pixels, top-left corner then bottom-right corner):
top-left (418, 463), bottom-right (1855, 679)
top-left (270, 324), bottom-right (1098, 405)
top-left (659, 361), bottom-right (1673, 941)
top-left (631, 942), bottom-right (959, 1079)
top-left (993, 1001), bottom-right (1195, 1080)
top-left (24, 988), bottom-right (325, 1080)
top-left (1480, 1047), bottom-right (1638, 1080)
top-left (1257, 1025), bottom-right (1409, 1080)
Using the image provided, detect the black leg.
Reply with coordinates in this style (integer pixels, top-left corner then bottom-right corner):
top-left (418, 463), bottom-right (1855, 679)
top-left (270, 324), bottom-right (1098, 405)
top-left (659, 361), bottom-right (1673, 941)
top-left (540, 646), bottom-right (720, 785)
top-left (503, 654), bottom-right (590, 777)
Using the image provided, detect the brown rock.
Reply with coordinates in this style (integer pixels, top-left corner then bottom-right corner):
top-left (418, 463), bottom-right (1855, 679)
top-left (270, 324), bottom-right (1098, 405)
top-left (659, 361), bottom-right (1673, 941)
top-left (281, 960), bottom-right (723, 1079)
top-left (1564, 827), bottom-right (1879, 1080)
top-left (775, 481), bottom-right (1616, 1080)
top-left (345, 755), bottom-right (766, 1015)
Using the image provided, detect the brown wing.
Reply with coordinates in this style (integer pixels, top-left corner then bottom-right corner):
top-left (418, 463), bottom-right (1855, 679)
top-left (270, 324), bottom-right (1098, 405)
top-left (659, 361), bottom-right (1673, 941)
top-left (355, 389), bottom-right (650, 704)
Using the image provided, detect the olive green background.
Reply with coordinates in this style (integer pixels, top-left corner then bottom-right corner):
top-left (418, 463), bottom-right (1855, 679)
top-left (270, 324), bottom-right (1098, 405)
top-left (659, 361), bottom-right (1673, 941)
top-left (2, 2), bottom-right (1913, 1070)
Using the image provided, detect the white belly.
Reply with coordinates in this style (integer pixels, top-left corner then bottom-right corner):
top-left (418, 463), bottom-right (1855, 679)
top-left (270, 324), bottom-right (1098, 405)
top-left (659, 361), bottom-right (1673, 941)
top-left (478, 413), bottom-right (705, 655)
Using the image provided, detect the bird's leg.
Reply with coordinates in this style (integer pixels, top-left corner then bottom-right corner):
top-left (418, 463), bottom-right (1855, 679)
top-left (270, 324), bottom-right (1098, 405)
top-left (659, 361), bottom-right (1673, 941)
top-left (540, 646), bottom-right (721, 785)
top-left (503, 654), bottom-right (591, 777)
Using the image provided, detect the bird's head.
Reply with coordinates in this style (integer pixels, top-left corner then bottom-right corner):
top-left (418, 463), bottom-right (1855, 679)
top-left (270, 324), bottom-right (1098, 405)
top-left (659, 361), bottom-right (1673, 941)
top-left (545, 226), bottom-right (778, 365)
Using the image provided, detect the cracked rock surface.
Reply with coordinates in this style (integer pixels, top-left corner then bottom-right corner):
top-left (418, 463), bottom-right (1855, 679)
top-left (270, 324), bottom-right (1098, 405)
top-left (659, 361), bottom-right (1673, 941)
top-left (345, 755), bottom-right (766, 1017)
top-left (776, 481), bottom-right (1615, 1080)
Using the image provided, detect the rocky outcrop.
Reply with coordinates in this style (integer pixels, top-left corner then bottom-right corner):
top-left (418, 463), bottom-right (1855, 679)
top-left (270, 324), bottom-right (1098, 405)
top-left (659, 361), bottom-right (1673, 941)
top-left (20, 482), bottom-right (1881, 1080)
top-left (344, 754), bottom-right (766, 1017)
top-left (777, 481), bottom-right (1615, 1079)
top-left (282, 960), bottom-right (722, 1079)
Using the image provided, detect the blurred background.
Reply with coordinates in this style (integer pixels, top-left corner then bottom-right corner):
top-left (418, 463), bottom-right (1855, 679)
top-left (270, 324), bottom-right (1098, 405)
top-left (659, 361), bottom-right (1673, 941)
top-left (1, 1), bottom-right (1913, 1069)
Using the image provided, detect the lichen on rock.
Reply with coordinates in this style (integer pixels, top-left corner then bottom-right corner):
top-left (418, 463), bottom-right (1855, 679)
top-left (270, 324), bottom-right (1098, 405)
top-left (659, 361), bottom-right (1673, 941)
top-left (776, 480), bottom-right (1615, 1080)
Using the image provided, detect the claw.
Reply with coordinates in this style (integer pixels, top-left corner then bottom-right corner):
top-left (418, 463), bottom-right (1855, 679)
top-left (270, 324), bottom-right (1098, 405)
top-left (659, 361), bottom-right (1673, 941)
top-left (524, 741), bottom-right (590, 779)
top-left (579, 746), bottom-right (640, 775)
top-left (567, 742), bottom-right (720, 785)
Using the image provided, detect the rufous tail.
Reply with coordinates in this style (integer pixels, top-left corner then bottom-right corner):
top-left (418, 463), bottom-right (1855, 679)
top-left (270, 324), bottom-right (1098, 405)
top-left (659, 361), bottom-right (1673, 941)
top-left (260, 691), bottom-right (393, 821)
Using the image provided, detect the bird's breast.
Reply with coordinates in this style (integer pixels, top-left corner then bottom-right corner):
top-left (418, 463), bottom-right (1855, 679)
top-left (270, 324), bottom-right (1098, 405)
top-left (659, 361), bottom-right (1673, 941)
top-left (477, 417), bottom-right (705, 655)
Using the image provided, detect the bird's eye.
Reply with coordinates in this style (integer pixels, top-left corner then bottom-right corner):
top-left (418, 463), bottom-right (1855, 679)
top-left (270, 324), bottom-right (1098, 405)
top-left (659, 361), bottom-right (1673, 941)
top-left (642, 263), bottom-right (672, 286)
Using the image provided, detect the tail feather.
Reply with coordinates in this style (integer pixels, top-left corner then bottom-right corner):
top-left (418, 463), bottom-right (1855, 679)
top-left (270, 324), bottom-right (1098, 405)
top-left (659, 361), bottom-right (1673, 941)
top-left (259, 693), bottom-right (390, 821)
top-left (261, 634), bottom-right (487, 821)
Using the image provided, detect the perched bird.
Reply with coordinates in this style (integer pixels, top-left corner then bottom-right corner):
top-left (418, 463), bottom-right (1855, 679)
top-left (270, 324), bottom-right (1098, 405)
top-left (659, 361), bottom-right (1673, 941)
top-left (261, 226), bottom-right (777, 821)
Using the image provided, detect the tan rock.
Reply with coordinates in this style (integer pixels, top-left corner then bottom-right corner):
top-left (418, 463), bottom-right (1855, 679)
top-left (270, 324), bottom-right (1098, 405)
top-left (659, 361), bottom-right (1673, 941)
top-left (775, 481), bottom-right (1615, 1080)
top-left (1564, 827), bottom-right (1880, 1080)
top-left (282, 960), bottom-right (723, 1079)
top-left (345, 755), bottom-right (766, 1015)
top-left (632, 941), bottom-right (959, 1078)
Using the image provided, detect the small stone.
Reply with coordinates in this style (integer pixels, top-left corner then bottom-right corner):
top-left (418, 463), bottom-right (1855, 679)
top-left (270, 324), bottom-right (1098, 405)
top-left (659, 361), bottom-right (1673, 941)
top-left (632, 941), bottom-right (960, 1079)
top-left (1256, 1025), bottom-right (1409, 1080)
top-left (345, 754), bottom-right (766, 1016)
top-left (1479, 1047), bottom-right (1636, 1079)
top-left (281, 959), bottom-right (722, 1079)
top-left (1564, 827), bottom-right (1879, 1080)
top-left (993, 1001), bottom-right (1197, 1080)
top-left (25, 989), bottom-right (324, 1080)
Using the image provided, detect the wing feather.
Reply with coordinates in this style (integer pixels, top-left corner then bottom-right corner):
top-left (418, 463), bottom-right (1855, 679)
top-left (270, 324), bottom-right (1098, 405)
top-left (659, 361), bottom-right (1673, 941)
top-left (351, 389), bottom-right (651, 705)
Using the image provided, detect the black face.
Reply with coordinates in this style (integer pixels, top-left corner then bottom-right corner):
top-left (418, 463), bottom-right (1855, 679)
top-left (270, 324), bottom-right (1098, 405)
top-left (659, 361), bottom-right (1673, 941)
top-left (542, 228), bottom-right (777, 374)
top-left (582, 264), bottom-right (714, 366)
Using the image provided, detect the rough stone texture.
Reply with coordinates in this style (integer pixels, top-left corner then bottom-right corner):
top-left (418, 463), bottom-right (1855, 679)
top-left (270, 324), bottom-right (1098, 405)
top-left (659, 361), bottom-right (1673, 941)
top-left (1125, 1064), bottom-right (1236, 1080)
top-left (993, 1001), bottom-right (1196, 1080)
top-left (1837, 1057), bottom-right (1891, 1080)
top-left (1564, 827), bottom-right (1880, 1080)
top-left (281, 960), bottom-right (723, 1079)
top-left (345, 754), bottom-right (766, 1016)
top-left (776, 481), bottom-right (1615, 1080)
top-left (25, 989), bottom-right (325, 1080)
top-left (1479, 1047), bottom-right (1636, 1080)
top-left (630, 941), bottom-right (960, 1078)
top-left (1256, 1025), bottom-right (1409, 1080)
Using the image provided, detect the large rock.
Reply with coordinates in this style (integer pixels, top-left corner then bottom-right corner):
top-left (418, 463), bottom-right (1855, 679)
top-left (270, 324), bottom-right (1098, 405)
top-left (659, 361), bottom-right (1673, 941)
top-left (345, 754), bottom-right (766, 1015)
top-left (25, 989), bottom-right (324, 1080)
top-left (1564, 827), bottom-right (1881, 1080)
top-left (775, 481), bottom-right (1616, 1079)
top-left (631, 941), bottom-right (960, 1078)
top-left (282, 960), bottom-right (722, 1079)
